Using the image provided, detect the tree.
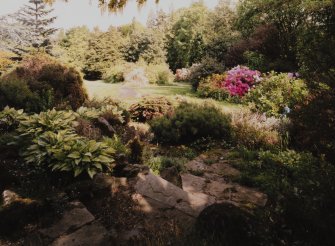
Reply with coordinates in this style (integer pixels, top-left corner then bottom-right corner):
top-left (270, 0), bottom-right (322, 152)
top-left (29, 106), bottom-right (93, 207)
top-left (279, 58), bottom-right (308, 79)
top-left (83, 27), bottom-right (125, 80)
top-left (203, 0), bottom-right (240, 63)
top-left (17, 0), bottom-right (57, 51)
top-left (167, 2), bottom-right (209, 70)
top-left (54, 26), bottom-right (91, 70)
top-left (0, 14), bottom-right (32, 55)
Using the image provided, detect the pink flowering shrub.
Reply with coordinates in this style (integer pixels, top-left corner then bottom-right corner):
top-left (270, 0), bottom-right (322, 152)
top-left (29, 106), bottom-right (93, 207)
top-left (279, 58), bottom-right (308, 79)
top-left (198, 66), bottom-right (261, 101)
top-left (175, 68), bottom-right (191, 81)
top-left (224, 66), bottom-right (261, 97)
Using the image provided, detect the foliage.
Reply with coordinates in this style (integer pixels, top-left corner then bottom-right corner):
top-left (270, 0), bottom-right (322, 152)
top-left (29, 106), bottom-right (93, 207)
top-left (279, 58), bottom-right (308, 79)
top-left (244, 72), bottom-right (309, 116)
top-left (0, 77), bottom-right (42, 112)
top-left (129, 96), bottom-right (173, 123)
top-left (0, 106), bottom-right (25, 133)
top-left (230, 109), bottom-right (288, 150)
top-left (290, 90), bottom-right (335, 164)
top-left (167, 2), bottom-right (209, 71)
top-left (146, 156), bottom-right (185, 175)
top-left (83, 28), bottom-right (124, 80)
top-left (16, 0), bottom-right (57, 52)
top-left (235, 148), bottom-right (335, 245)
top-left (54, 26), bottom-right (91, 70)
top-left (145, 63), bottom-right (174, 85)
top-left (150, 102), bottom-right (232, 144)
top-left (103, 63), bottom-right (126, 83)
top-left (224, 66), bottom-right (261, 97)
top-left (0, 51), bottom-right (16, 76)
top-left (189, 56), bottom-right (226, 90)
top-left (17, 109), bottom-right (76, 139)
top-left (197, 74), bottom-right (230, 101)
top-left (1, 54), bottom-right (87, 111)
top-left (23, 130), bottom-right (115, 178)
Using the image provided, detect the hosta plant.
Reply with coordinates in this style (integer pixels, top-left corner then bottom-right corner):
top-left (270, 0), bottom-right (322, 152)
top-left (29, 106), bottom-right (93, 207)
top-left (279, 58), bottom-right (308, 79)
top-left (23, 130), bottom-right (115, 178)
top-left (0, 106), bottom-right (25, 133)
top-left (17, 109), bottom-right (76, 139)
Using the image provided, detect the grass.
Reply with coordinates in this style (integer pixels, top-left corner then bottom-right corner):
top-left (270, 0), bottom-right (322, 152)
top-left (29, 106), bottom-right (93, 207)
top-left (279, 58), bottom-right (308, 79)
top-left (84, 80), bottom-right (244, 112)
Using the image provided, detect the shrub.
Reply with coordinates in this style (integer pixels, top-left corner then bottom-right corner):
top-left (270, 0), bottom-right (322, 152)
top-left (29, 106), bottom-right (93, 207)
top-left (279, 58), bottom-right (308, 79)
top-left (129, 97), bottom-right (173, 123)
top-left (224, 66), bottom-right (261, 97)
top-left (175, 68), bottom-right (191, 82)
top-left (1, 54), bottom-right (87, 112)
top-left (146, 156), bottom-right (185, 175)
top-left (236, 149), bottom-right (335, 245)
top-left (150, 103), bottom-right (232, 144)
top-left (230, 109), bottom-right (288, 150)
top-left (290, 90), bottom-right (335, 164)
top-left (23, 130), bottom-right (115, 178)
top-left (0, 107), bottom-right (25, 133)
top-left (189, 57), bottom-right (226, 90)
top-left (102, 64), bottom-right (126, 83)
top-left (146, 63), bottom-right (174, 85)
top-left (0, 78), bottom-right (44, 112)
top-left (244, 72), bottom-right (309, 117)
top-left (198, 74), bottom-right (230, 101)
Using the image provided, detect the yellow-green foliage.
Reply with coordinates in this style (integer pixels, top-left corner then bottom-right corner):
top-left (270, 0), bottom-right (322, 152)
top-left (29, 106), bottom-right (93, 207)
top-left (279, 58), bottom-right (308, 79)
top-left (244, 72), bottom-right (309, 116)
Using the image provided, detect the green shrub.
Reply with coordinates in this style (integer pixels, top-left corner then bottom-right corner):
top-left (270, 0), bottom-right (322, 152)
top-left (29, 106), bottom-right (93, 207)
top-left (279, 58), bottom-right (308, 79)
top-left (231, 110), bottom-right (288, 150)
top-left (102, 64), bottom-right (126, 83)
top-left (23, 130), bottom-right (115, 178)
top-left (244, 72), bottom-right (309, 117)
top-left (198, 74), bottom-right (230, 101)
top-left (146, 63), bottom-right (174, 85)
top-left (189, 57), bottom-right (226, 90)
top-left (129, 97), bottom-right (173, 123)
top-left (150, 103), bottom-right (232, 144)
top-left (0, 78), bottom-right (45, 112)
top-left (235, 148), bottom-right (335, 244)
top-left (146, 156), bottom-right (185, 175)
top-left (1, 54), bottom-right (87, 112)
top-left (0, 107), bottom-right (25, 133)
top-left (17, 109), bottom-right (76, 140)
top-left (290, 90), bottom-right (335, 164)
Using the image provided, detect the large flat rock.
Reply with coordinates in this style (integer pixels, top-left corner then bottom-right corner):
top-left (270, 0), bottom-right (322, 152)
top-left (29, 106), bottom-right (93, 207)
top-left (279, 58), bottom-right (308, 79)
top-left (40, 202), bottom-right (95, 240)
top-left (181, 173), bottom-right (267, 208)
top-left (135, 172), bottom-right (214, 217)
top-left (51, 222), bottom-right (110, 246)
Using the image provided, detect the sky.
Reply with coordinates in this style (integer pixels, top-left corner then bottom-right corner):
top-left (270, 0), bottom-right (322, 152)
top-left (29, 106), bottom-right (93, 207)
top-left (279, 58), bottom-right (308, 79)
top-left (0, 0), bottom-right (223, 30)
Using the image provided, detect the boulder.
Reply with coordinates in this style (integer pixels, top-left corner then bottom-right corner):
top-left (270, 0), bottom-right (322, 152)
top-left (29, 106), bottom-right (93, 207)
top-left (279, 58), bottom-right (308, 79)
top-left (0, 191), bottom-right (45, 235)
top-left (113, 164), bottom-right (149, 178)
top-left (160, 166), bottom-right (182, 188)
top-left (196, 203), bottom-right (258, 246)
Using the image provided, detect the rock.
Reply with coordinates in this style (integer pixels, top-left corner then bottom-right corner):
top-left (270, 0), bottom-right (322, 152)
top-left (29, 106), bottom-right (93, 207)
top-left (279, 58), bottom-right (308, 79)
top-left (51, 222), bottom-right (110, 246)
top-left (66, 174), bottom-right (113, 202)
top-left (196, 203), bottom-right (257, 246)
top-left (0, 194), bottom-right (45, 235)
top-left (135, 172), bottom-right (214, 217)
top-left (2, 190), bottom-right (19, 206)
top-left (95, 117), bottom-right (116, 136)
top-left (160, 166), bottom-right (182, 188)
top-left (40, 201), bottom-right (95, 240)
top-left (181, 173), bottom-right (267, 209)
top-left (113, 164), bottom-right (149, 178)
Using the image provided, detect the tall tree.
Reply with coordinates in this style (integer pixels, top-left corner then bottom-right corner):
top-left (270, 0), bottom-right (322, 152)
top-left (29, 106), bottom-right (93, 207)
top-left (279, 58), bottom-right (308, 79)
top-left (0, 14), bottom-right (32, 55)
top-left (17, 0), bottom-right (57, 51)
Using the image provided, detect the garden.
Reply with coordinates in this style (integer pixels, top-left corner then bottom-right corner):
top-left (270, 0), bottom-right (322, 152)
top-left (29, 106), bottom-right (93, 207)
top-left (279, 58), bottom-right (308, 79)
top-left (0, 0), bottom-right (335, 245)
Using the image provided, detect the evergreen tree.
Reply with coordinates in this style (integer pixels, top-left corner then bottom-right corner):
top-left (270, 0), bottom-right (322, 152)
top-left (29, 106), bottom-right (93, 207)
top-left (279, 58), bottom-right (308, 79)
top-left (16, 0), bottom-right (57, 51)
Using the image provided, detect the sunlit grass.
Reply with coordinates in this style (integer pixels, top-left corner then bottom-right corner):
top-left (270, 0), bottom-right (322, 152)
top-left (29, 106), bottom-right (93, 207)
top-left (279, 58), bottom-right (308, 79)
top-left (84, 80), bottom-right (244, 112)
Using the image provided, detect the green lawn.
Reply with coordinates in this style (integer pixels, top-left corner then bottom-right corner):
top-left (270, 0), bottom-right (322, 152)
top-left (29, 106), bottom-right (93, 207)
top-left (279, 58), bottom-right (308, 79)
top-left (84, 80), bottom-right (242, 111)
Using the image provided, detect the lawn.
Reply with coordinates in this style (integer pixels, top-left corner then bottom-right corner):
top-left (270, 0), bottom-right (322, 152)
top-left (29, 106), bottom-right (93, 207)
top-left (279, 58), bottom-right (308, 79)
top-left (84, 80), bottom-right (242, 111)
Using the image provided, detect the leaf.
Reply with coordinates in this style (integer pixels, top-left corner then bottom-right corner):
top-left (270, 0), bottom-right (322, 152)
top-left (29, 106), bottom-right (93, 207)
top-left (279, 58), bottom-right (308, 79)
top-left (68, 151), bottom-right (81, 159)
top-left (74, 168), bottom-right (83, 177)
top-left (87, 169), bottom-right (97, 179)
